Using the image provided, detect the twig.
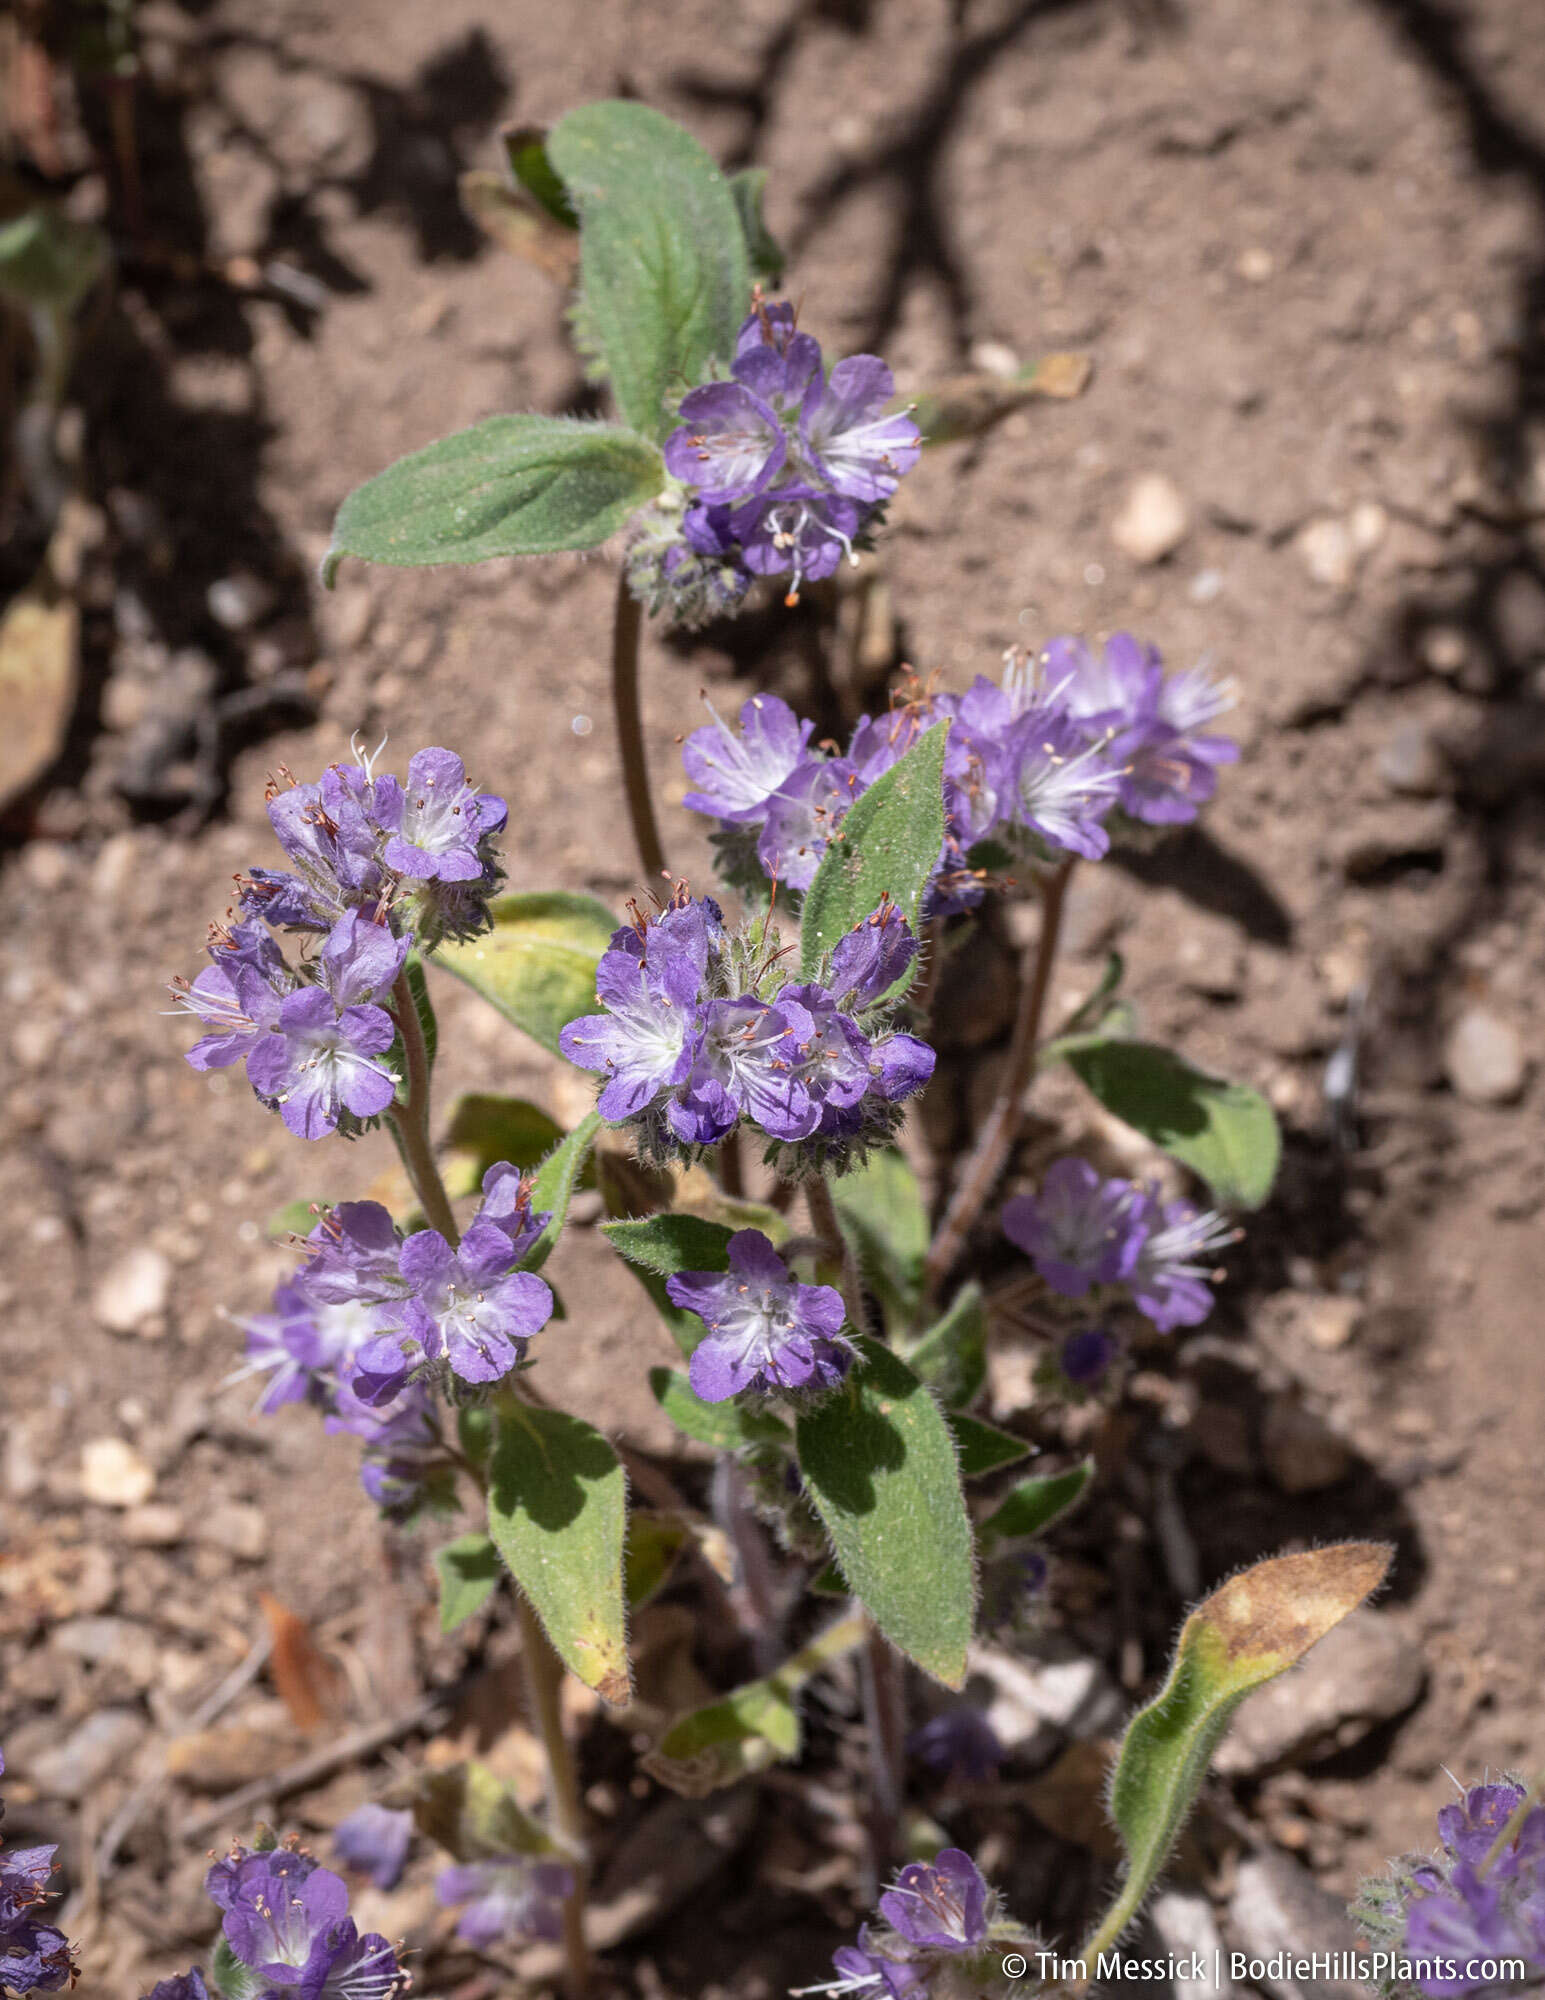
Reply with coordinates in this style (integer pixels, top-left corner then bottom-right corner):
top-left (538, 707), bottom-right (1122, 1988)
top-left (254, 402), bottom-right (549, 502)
top-left (178, 1694), bottom-right (449, 1843)
top-left (924, 859), bottom-right (1074, 1294)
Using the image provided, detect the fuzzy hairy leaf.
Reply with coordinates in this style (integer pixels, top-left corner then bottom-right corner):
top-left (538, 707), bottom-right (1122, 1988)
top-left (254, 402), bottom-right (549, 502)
top-left (648, 1366), bottom-right (791, 1450)
top-left (729, 167), bottom-right (785, 282)
top-left (795, 1336), bottom-right (975, 1686)
top-left (978, 1460), bottom-right (1094, 1547)
top-left (799, 722), bottom-right (950, 986)
top-left (906, 1282), bottom-right (988, 1409)
top-left (603, 1214), bottom-right (734, 1357)
top-left (522, 1111), bottom-right (602, 1272)
top-left (436, 891), bottom-right (617, 1059)
top-left (323, 415), bottom-right (663, 580)
top-left (948, 1412), bottom-right (1031, 1478)
top-left (831, 1147), bottom-right (930, 1335)
top-left (488, 1403), bottom-right (631, 1704)
top-left (435, 1532), bottom-right (502, 1632)
top-left (441, 1093), bottom-right (565, 1201)
top-left (548, 102), bottom-right (749, 441)
top-left (1063, 1037), bottom-right (1281, 1210)
top-left (1091, 1543), bottom-right (1392, 1958)
top-left (412, 1759), bottom-right (552, 1862)
top-left (625, 1511), bottom-right (689, 1608)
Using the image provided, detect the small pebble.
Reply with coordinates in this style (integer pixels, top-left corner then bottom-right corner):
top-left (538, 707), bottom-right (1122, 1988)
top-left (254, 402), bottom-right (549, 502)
top-left (1111, 473), bottom-right (1190, 564)
top-left (1444, 1006), bottom-right (1527, 1105)
top-left (1296, 516), bottom-right (1356, 590)
top-left (92, 1246), bottom-right (172, 1335)
top-left (198, 1502), bottom-right (269, 1561)
top-left (207, 571), bottom-right (276, 631)
top-left (81, 1436), bottom-right (156, 1508)
top-left (1377, 721), bottom-right (1447, 797)
top-left (30, 1709), bottom-right (147, 1800)
top-left (120, 1502), bottom-right (186, 1547)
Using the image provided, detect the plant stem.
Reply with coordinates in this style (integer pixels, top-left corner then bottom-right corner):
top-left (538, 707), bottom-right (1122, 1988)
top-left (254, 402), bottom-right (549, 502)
top-left (515, 1592), bottom-right (591, 2000)
top-left (806, 1176), bottom-right (864, 1334)
top-left (611, 570), bottom-right (668, 883)
top-left (387, 967), bottom-right (458, 1242)
top-left (859, 1625), bottom-right (907, 1899)
top-left (924, 858), bottom-right (1075, 1295)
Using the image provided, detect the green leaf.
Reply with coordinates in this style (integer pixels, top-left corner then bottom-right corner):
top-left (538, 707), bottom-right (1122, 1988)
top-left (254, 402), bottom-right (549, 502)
top-left (0, 207), bottom-right (107, 312)
top-left (799, 722), bottom-right (950, 986)
top-left (603, 1214), bottom-right (734, 1357)
top-left (210, 1940), bottom-right (264, 2000)
top-left (625, 1510), bottom-right (688, 1608)
top-left (523, 1111), bottom-right (602, 1272)
top-left (729, 168), bottom-right (785, 283)
top-left (323, 416), bottom-right (664, 582)
top-left (501, 124), bottom-right (579, 227)
top-left (435, 891), bottom-right (618, 1059)
top-left (405, 953), bottom-right (437, 1071)
top-left (1088, 1543), bottom-right (1392, 1961)
top-left (978, 1461), bottom-right (1094, 1547)
top-left (648, 1367), bottom-right (791, 1451)
top-left (906, 1282), bottom-right (987, 1409)
top-left (442, 1093), bottom-right (564, 1201)
top-left (948, 1413), bottom-right (1031, 1478)
top-left (830, 1147), bottom-right (929, 1335)
top-left (795, 1337), bottom-right (975, 1686)
top-left (643, 1611), bottom-right (866, 1796)
top-left (1062, 1038), bottom-right (1281, 1210)
top-left (548, 101), bottom-right (750, 441)
top-left (435, 1532), bottom-right (502, 1632)
top-left (266, 1196), bottom-right (327, 1241)
top-left (412, 1759), bottom-right (553, 1862)
top-left (488, 1403), bottom-right (631, 1704)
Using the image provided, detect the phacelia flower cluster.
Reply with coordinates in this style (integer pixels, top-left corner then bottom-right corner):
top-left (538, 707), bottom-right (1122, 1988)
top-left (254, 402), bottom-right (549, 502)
top-left (679, 632), bottom-right (1236, 916)
top-left (1003, 1156), bottom-right (1237, 1334)
top-left (803, 1849), bottom-right (1031, 2000)
top-left (0, 1751), bottom-right (75, 1997)
top-left (203, 1838), bottom-right (405, 2000)
top-left (559, 890), bottom-right (934, 1172)
top-left (236, 1166), bottom-right (553, 1511)
top-left (171, 746), bottom-right (506, 1140)
top-left (667, 1230), bottom-right (853, 1404)
top-left (1352, 1780), bottom-right (1545, 1998)
top-left (437, 1857), bottom-right (575, 1949)
top-left (628, 297), bottom-right (921, 624)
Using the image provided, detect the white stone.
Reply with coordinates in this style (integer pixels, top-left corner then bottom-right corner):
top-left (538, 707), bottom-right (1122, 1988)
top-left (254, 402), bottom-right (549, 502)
top-left (1111, 473), bottom-right (1190, 564)
top-left (93, 1246), bottom-right (172, 1334)
top-left (81, 1436), bottom-right (156, 1508)
top-left (1445, 1007), bottom-right (1527, 1105)
top-left (1297, 516), bottom-right (1356, 589)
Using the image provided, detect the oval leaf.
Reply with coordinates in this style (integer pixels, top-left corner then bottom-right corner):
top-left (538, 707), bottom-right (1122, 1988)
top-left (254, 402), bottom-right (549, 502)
top-left (1089, 1542), bottom-right (1392, 1959)
top-left (795, 1336), bottom-right (975, 1687)
top-left (831, 1146), bottom-right (929, 1336)
top-left (1063, 1037), bottom-right (1281, 1210)
top-left (435, 891), bottom-right (618, 1059)
top-left (800, 721), bottom-right (950, 984)
top-left (948, 1412), bottom-right (1031, 1479)
top-left (324, 415), bottom-right (663, 579)
top-left (412, 1759), bottom-right (552, 1862)
top-left (435, 1532), bottom-right (502, 1633)
top-left (979, 1460), bottom-right (1094, 1547)
top-left (522, 1111), bottom-right (602, 1272)
top-left (548, 101), bottom-right (750, 441)
top-left (488, 1403), bottom-right (631, 1704)
top-left (906, 1282), bottom-right (988, 1409)
top-left (649, 1366), bottom-right (790, 1450)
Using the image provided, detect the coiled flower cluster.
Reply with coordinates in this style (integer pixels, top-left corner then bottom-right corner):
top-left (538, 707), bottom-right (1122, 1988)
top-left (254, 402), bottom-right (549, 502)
top-left (559, 889), bottom-right (934, 1173)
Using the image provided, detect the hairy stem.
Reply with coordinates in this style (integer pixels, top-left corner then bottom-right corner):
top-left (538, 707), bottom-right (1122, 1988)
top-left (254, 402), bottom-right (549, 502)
top-left (515, 1592), bottom-right (591, 2000)
top-left (611, 571), bottom-right (668, 883)
top-left (859, 1626), bottom-right (907, 1899)
top-left (387, 966), bottom-right (458, 1242)
top-left (924, 858), bottom-right (1075, 1294)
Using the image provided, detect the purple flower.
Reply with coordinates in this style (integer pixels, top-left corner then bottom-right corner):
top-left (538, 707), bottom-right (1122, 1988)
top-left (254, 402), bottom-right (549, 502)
top-left (757, 756), bottom-right (859, 891)
top-left (666, 1230), bottom-right (853, 1403)
top-left (1060, 1326), bottom-right (1118, 1387)
top-left (664, 380), bottom-right (787, 502)
top-left (877, 1849), bottom-right (991, 1953)
top-left (371, 747), bottom-right (507, 883)
top-left (139, 1975), bottom-right (210, 2000)
top-left (333, 1805), bottom-right (413, 1892)
top-left (823, 1937), bottom-right (926, 2000)
top-left (907, 1709), bottom-right (1003, 1785)
top-left (1126, 1192), bottom-right (1235, 1330)
top-left (436, 1858), bottom-right (574, 1948)
top-left (209, 1845), bottom-right (404, 2000)
top-left (1002, 1160), bottom-right (1144, 1297)
top-left (244, 985), bottom-right (397, 1140)
top-left (1439, 1786), bottom-right (1530, 1869)
top-left (318, 908), bottom-right (410, 1008)
top-left (733, 488), bottom-right (864, 601)
top-left (668, 997), bottom-right (808, 1147)
top-left (559, 938), bottom-right (702, 1122)
top-left (473, 1163), bottom-right (552, 1265)
top-left (380, 1223), bottom-right (554, 1389)
top-left (802, 355), bottom-right (921, 504)
top-left (244, 768), bottom-right (386, 933)
top-left (1002, 706), bottom-right (1124, 860)
top-left (828, 903), bottom-right (918, 1010)
top-left (173, 953), bottom-right (287, 1073)
top-left (0, 1753), bottom-right (74, 1996)
top-left (681, 694), bottom-right (814, 822)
